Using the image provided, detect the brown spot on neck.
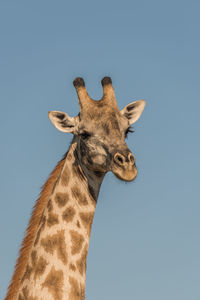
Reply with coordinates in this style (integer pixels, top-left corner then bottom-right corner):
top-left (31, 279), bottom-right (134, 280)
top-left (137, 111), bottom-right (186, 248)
top-left (34, 256), bottom-right (47, 280)
top-left (69, 263), bottom-right (76, 272)
top-left (76, 220), bottom-right (81, 228)
top-left (47, 199), bottom-right (53, 212)
top-left (70, 230), bottom-right (84, 255)
top-left (22, 251), bottom-right (47, 283)
top-left (47, 212), bottom-right (59, 227)
top-left (62, 206), bottom-right (76, 223)
top-left (42, 266), bottom-right (64, 300)
top-left (71, 185), bottom-right (88, 206)
top-left (31, 250), bottom-right (37, 266)
top-left (55, 192), bottom-right (69, 207)
top-left (79, 212), bottom-right (94, 236)
top-left (21, 264), bottom-right (32, 283)
top-left (41, 230), bottom-right (68, 265)
top-left (76, 244), bottom-right (88, 277)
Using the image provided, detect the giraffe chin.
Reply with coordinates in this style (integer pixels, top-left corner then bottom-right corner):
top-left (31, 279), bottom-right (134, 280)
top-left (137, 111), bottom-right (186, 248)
top-left (112, 165), bottom-right (138, 182)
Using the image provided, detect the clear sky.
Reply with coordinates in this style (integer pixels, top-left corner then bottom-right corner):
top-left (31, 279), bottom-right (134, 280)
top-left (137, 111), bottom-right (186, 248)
top-left (0, 1), bottom-right (200, 299)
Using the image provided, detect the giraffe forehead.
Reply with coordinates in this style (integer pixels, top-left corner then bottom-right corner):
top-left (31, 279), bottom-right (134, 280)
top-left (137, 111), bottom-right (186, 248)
top-left (82, 103), bottom-right (119, 119)
top-left (79, 106), bottom-right (127, 134)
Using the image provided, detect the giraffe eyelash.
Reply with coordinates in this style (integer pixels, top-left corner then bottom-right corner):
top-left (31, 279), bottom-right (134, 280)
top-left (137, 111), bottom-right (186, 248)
top-left (125, 127), bottom-right (134, 138)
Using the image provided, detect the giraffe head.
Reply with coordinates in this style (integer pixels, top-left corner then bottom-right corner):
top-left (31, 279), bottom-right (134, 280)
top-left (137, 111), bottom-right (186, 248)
top-left (49, 77), bottom-right (145, 181)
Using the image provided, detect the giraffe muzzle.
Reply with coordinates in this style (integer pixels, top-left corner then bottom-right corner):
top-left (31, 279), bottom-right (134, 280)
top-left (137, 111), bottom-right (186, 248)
top-left (112, 151), bottom-right (137, 181)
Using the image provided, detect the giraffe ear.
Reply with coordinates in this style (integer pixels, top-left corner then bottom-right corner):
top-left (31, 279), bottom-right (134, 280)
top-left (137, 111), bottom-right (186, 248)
top-left (48, 111), bottom-right (78, 133)
top-left (121, 100), bottom-right (146, 125)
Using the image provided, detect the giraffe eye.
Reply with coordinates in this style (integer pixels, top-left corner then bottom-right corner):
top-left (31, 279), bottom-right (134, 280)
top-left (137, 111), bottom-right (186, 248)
top-left (80, 131), bottom-right (91, 139)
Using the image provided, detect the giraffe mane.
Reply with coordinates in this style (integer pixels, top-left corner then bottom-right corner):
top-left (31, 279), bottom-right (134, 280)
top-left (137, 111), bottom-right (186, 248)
top-left (5, 153), bottom-right (67, 300)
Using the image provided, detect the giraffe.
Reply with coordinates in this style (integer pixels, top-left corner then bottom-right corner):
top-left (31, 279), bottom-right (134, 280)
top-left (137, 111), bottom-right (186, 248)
top-left (5, 77), bottom-right (145, 300)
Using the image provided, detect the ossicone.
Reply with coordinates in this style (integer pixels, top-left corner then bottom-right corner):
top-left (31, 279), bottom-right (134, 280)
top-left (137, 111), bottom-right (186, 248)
top-left (73, 77), bottom-right (85, 88)
top-left (101, 76), bottom-right (117, 106)
top-left (101, 76), bottom-right (112, 86)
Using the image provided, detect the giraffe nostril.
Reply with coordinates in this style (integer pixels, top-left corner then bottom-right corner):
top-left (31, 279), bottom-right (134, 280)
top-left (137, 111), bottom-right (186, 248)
top-left (128, 153), bottom-right (135, 165)
top-left (114, 153), bottom-right (125, 166)
top-left (117, 156), bottom-right (123, 164)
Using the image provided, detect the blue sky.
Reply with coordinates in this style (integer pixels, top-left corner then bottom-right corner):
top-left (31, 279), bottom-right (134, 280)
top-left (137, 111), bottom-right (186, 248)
top-left (0, 1), bottom-right (200, 299)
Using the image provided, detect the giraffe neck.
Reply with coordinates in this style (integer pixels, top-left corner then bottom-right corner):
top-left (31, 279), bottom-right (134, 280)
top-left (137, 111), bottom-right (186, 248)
top-left (14, 141), bottom-right (104, 300)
